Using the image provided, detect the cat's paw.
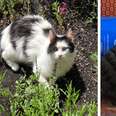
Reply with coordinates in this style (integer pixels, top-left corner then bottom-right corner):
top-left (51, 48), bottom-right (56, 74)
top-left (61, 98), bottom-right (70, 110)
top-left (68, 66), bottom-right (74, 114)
top-left (10, 63), bottom-right (19, 72)
top-left (2, 51), bottom-right (19, 72)
top-left (6, 61), bottom-right (19, 72)
top-left (38, 75), bottom-right (49, 86)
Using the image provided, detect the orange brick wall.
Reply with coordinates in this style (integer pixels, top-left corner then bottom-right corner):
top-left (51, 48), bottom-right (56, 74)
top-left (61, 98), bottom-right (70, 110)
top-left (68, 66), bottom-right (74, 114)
top-left (101, 0), bottom-right (116, 16)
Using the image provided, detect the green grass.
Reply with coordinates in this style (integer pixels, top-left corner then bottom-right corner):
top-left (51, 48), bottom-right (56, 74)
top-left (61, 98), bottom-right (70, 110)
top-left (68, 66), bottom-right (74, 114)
top-left (89, 52), bottom-right (98, 72)
top-left (0, 104), bottom-right (4, 113)
top-left (0, 74), bottom-right (97, 116)
top-left (0, 73), bottom-right (11, 97)
top-left (89, 52), bottom-right (97, 64)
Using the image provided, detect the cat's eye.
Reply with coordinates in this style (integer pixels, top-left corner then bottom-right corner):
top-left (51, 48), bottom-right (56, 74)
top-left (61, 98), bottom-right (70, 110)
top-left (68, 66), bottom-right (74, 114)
top-left (54, 47), bottom-right (58, 51)
top-left (62, 47), bottom-right (69, 51)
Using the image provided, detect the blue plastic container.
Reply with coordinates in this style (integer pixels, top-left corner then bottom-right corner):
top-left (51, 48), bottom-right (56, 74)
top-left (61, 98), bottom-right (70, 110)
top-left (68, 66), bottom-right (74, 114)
top-left (101, 17), bottom-right (116, 56)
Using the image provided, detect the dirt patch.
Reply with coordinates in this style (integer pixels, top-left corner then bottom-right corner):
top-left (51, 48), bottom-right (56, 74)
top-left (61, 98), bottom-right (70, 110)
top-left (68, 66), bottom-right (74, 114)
top-left (73, 21), bottom-right (97, 104)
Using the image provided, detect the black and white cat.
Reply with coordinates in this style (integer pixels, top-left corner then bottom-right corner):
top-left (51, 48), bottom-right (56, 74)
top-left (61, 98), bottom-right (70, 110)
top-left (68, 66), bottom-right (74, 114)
top-left (0, 15), bottom-right (75, 85)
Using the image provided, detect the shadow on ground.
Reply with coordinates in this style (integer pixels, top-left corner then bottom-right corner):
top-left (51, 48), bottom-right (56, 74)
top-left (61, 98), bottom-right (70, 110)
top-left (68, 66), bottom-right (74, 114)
top-left (56, 64), bottom-right (86, 106)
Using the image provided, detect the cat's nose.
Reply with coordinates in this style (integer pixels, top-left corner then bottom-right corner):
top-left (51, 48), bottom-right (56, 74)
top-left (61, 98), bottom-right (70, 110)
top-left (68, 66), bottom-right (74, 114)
top-left (59, 55), bottom-right (62, 58)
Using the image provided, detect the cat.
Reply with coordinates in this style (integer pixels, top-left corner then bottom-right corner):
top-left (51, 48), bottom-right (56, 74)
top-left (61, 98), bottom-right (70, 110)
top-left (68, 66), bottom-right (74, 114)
top-left (0, 15), bottom-right (75, 85)
top-left (102, 46), bottom-right (116, 104)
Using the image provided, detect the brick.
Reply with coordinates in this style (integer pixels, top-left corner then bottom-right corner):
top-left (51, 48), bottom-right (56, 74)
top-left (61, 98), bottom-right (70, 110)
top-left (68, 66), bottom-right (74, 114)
top-left (101, 0), bottom-right (116, 16)
top-left (106, 7), bottom-right (110, 11)
top-left (110, 3), bottom-right (114, 7)
top-left (110, 0), bottom-right (114, 3)
top-left (102, 7), bottom-right (106, 11)
top-left (106, 3), bottom-right (110, 7)
top-left (110, 11), bottom-right (114, 15)
top-left (102, 0), bottom-right (106, 3)
top-left (114, 12), bottom-right (116, 15)
top-left (106, 11), bottom-right (110, 15)
top-left (114, 3), bottom-right (116, 6)
top-left (110, 7), bottom-right (114, 11)
top-left (102, 11), bottom-right (106, 15)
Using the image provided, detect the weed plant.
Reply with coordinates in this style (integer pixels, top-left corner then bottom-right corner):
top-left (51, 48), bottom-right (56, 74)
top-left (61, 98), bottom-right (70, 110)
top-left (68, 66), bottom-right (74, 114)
top-left (0, 73), bottom-right (97, 115)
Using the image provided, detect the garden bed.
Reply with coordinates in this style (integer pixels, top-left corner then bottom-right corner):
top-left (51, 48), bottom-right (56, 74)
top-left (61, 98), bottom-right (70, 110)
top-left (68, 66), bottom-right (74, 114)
top-left (0, 0), bottom-right (97, 115)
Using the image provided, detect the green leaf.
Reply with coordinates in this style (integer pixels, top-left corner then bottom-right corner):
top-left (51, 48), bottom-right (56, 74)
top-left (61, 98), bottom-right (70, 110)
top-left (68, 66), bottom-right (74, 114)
top-left (0, 104), bottom-right (4, 113)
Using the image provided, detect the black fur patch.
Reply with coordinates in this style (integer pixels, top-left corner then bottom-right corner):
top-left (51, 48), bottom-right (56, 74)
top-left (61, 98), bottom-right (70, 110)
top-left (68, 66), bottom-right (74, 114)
top-left (12, 41), bottom-right (17, 49)
top-left (23, 39), bottom-right (28, 57)
top-left (10, 17), bottom-right (40, 38)
top-left (43, 28), bottom-right (51, 36)
top-left (48, 38), bottom-right (57, 53)
top-left (0, 33), bottom-right (2, 53)
top-left (10, 17), bottom-right (41, 49)
top-left (48, 36), bottom-right (74, 54)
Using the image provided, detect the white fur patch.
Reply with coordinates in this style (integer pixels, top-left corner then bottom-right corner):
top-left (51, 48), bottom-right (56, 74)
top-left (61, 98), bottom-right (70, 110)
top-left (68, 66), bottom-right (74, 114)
top-left (55, 52), bottom-right (75, 77)
top-left (56, 40), bottom-right (68, 48)
top-left (57, 35), bottom-right (65, 37)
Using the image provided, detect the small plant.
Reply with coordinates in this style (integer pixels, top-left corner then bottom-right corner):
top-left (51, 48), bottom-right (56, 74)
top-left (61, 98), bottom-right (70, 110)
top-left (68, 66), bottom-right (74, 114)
top-left (51, 1), bottom-right (66, 26)
top-left (89, 52), bottom-right (97, 72)
top-left (88, 101), bottom-right (97, 116)
top-left (0, 73), bottom-right (10, 114)
top-left (0, 73), bottom-right (97, 115)
top-left (8, 75), bottom-right (97, 115)
top-left (89, 52), bottom-right (97, 64)
top-left (10, 75), bottom-right (60, 116)
top-left (85, 0), bottom-right (97, 25)
top-left (62, 82), bottom-right (80, 111)
top-left (0, 0), bottom-right (17, 16)
top-left (61, 83), bottom-right (97, 116)
top-left (0, 104), bottom-right (4, 113)
top-left (0, 0), bottom-right (32, 22)
top-left (0, 73), bottom-right (11, 97)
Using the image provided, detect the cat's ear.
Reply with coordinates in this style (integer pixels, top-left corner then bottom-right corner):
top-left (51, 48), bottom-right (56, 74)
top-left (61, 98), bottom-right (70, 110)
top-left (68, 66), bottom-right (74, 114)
top-left (48, 30), bottom-right (56, 42)
top-left (66, 28), bottom-right (76, 41)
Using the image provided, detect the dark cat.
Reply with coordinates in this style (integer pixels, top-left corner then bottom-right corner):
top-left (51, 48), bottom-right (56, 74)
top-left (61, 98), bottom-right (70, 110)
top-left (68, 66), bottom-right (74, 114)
top-left (102, 46), bottom-right (116, 104)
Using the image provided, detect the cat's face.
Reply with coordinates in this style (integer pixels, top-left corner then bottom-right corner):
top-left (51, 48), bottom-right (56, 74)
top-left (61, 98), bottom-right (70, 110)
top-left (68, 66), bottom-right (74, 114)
top-left (48, 29), bottom-right (75, 60)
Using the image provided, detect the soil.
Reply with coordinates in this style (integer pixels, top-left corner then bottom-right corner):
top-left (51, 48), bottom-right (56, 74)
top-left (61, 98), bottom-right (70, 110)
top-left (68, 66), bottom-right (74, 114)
top-left (0, 13), bottom-right (97, 115)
